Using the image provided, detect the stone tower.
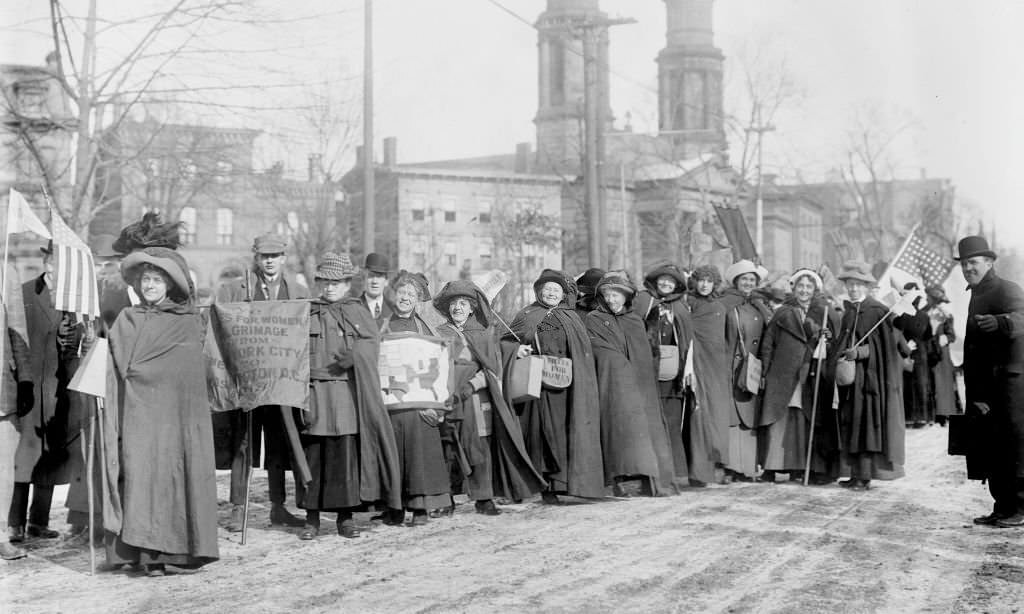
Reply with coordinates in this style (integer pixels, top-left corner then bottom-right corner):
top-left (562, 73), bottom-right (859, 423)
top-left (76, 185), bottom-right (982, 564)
top-left (657, 0), bottom-right (725, 157)
top-left (534, 0), bottom-right (611, 174)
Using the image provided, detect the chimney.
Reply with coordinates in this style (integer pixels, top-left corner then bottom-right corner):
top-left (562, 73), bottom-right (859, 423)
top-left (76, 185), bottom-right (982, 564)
top-left (308, 153), bottom-right (323, 182)
top-left (514, 142), bottom-right (532, 174)
top-left (382, 137), bottom-right (397, 169)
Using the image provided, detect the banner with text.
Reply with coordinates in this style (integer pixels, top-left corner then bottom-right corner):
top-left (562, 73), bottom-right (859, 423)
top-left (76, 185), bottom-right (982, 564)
top-left (207, 300), bottom-right (310, 411)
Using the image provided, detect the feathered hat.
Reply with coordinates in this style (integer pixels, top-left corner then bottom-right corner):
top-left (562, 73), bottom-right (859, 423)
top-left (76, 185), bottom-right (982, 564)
top-left (112, 212), bottom-right (185, 254)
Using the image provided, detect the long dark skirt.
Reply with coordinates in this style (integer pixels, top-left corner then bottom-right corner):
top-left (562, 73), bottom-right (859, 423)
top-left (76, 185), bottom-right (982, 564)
top-left (464, 435), bottom-right (494, 501)
top-left (683, 390), bottom-right (718, 485)
top-left (761, 407), bottom-right (808, 472)
top-left (519, 387), bottom-right (569, 493)
top-left (659, 382), bottom-right (689, 488)
top-left (389, 409), bottom-right (451, 511)
top-left (105, 533), bottom-right (210, 568)
top-left (299, 435), bottom-right (360, 512)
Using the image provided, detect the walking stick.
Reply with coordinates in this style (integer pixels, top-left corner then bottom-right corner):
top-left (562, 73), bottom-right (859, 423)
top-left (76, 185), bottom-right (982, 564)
top-left (86, 401), bottom-right (96, 574)
top-left (803, 307), bottom-right (830, 486)
top-left (241, 409), bottom-right (254, 545)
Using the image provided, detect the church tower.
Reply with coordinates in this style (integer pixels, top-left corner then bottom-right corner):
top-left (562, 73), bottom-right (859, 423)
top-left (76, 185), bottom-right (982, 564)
top-left (534, 0), bottom-right (611, 174)
top-left (657, 0), bottom-right (725, 156)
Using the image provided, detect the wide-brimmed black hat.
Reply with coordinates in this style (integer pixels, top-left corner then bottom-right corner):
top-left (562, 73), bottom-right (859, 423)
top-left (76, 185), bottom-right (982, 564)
top-left (575, 267), bottom-right (606, 294)
top-left (533, 268), bottom-right (571, 294)
top-left (363, 252), bottom-right (391, 274)
top-left (644, 261), bottom-right (687, 294)
top-left (954, 236), bottom-right (997, 261)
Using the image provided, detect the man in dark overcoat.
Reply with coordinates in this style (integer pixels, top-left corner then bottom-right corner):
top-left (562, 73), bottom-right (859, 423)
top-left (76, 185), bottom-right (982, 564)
top-left (359, 253), bottom-right (393, 328)
top-left (214, 233), bottom-right (309, 530)
top-left (955, 236), bottom-right (1024, 527)
top-left (9, 243), bottom-right (83, 542)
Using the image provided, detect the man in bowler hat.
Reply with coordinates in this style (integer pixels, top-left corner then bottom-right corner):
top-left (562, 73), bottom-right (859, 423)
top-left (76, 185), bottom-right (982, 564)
top-left (955, 236), bottom-right (1024, 528)
top-left (361, 253), bottom-right (393, 326)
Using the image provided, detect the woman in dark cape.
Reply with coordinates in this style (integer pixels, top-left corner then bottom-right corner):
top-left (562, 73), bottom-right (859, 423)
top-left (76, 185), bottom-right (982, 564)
top-left (758, 269), bottom-right (841, 484)
top-left (636, 262), bottom-right (694, 490)
top-left (298, 252), bottom-right (402, 540)
top-left (435, 280), bottom-right (545, 514)
top-left (585, 271), bottom-right (676, 496)
top-left (719, 260), bottom-right (771, 481)
top-left (834, 261), bottom-right (906, 489)
top-left (102, 247), bottom-right (218, 576)
top-left (685, 265), bottom-right (732, 484)
top-left (378, 271), bottom-right (451, 526)
top-left (503, 269), bottom-right (604, 502)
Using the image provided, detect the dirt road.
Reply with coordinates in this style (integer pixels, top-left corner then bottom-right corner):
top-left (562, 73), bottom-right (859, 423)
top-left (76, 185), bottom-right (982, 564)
top-left (2, 426), bottom-right (1022, 613)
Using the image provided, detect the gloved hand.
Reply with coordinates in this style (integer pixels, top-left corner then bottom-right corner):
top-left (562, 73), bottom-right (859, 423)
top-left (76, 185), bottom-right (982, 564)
top-left (331, 350), bottom-right (354, 370)
top-left (975, 314), bottom-right (999, 333)
top-left (419, 408), bottom-right (441, 427)
top-left (842, 346), bottom-right (869, 361)
top-left (16, 382), bottom-right (33, 417)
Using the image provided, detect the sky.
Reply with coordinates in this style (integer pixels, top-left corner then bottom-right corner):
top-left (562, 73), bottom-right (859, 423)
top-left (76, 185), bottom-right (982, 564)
top-left (3, 0), bottom-right (1023, 250)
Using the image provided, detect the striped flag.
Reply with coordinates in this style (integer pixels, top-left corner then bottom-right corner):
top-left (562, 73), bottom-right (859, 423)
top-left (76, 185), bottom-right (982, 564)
top-left (48, 206), bottom-right (100, 318)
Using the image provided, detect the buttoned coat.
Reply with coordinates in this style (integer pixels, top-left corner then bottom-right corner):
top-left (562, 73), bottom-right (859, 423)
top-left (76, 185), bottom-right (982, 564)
top-left (13, 276), bottom-right (83, 484)
top-left (957, 269), bottom-right (1024, 479)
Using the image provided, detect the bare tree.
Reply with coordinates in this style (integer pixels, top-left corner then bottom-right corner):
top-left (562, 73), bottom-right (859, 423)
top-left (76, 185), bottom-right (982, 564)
top-left (5, 0), bottom-right (328, 234)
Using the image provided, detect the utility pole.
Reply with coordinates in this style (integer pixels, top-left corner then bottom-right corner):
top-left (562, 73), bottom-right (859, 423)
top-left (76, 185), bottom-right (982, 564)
top-left (746, 105), bottom-right (775, 258)
top-left (579, 16), bottom-right (634, 269)
top-left (362, 0), bottom-right (375, 254)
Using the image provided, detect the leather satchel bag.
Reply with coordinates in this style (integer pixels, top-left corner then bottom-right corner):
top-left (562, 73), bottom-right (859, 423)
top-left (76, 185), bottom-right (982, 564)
top-left (835, 308), bottom-right (861, 386)
top-left (734, 310), bottom-right (762, 393)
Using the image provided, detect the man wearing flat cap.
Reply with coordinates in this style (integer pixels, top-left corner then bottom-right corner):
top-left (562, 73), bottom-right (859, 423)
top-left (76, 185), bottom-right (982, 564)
top-left (953, 236), bottom-right (1024, 528)
top-left (215, 233), bottom-right (310, 531)
top-left (360, 253), bottom-right (393, 327)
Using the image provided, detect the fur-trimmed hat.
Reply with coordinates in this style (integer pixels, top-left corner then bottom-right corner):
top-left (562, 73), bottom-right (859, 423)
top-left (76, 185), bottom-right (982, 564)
top-left (112, 212), bottom-right (184, 254)
top-left (788, 268), bottom-right (823, 290)
top-left (392, 270), bottom-right (431, 300)
top-left (644, 261), bottom-right (687, 294)
top-left (534, 268), bottom-right (572, 294)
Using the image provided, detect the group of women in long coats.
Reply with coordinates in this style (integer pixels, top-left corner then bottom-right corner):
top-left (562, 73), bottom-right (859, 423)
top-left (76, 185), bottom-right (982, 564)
top-left (504, 269), bottom-right (604, 502)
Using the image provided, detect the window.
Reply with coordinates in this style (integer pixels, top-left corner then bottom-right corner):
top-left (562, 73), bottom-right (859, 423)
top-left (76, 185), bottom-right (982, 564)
top-left (410, 236), bottom-right (427, 269)
top-left (179, 207), bottom-right (197, 244)
top-left (410, 197), bottom-right (425, 222)
top-left (215, 161), bottom-right (233, 184)
top-left (522, 243), bottom-right (538, 270)
top-left (179, 158), bottom-right (197, 181)
top-left (442, 197), bottom-right (456, 223)
top-left (444, 241), bottom-right (457, 266)
top-left (477, 197), bottom-right (493, 224)
top-left (479, 237), bottom-right (493, 269)
top-left (216, 208), bottom-right (233, 246)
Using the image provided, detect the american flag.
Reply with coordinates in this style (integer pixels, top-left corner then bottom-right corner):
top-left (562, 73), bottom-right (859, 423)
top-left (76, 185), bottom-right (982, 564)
top-left (48, 206), bottom-right (100, 319)
top-left (889, 227), bottom-right (955, 287)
